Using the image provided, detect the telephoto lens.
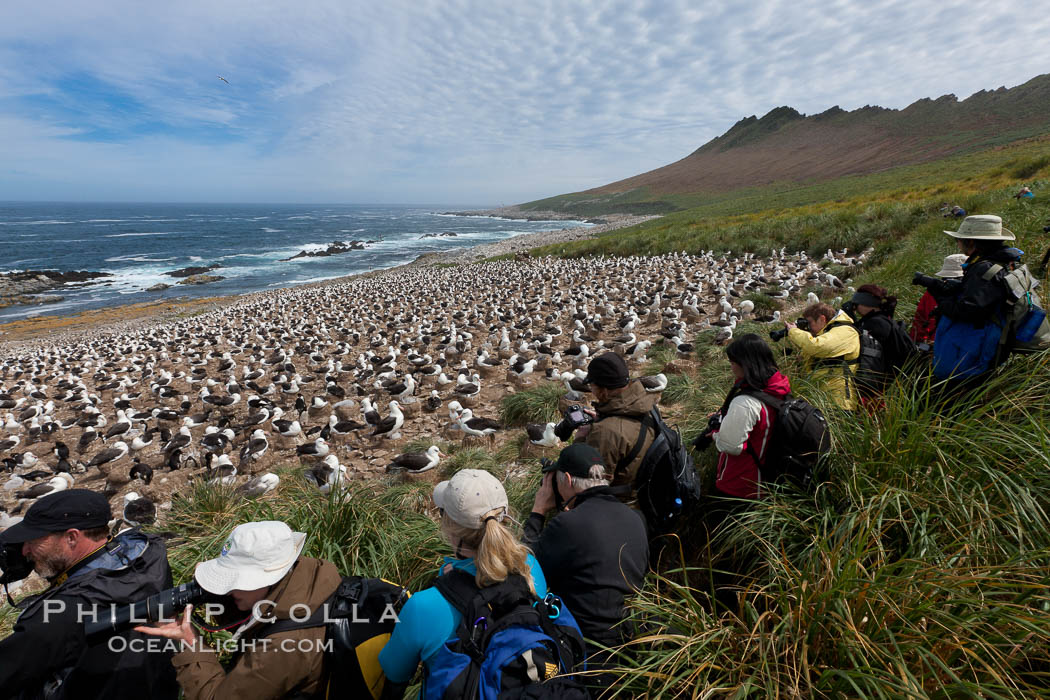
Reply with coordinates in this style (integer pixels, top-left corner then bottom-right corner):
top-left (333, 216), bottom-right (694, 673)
top-left (83, 581), bottom-right (207, 644)
top-left (769, 328), bottom-right (789, 342)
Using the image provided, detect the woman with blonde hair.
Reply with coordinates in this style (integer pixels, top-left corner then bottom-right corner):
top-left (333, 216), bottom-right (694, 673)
top-left (378, 469), bottom-right (548, 687)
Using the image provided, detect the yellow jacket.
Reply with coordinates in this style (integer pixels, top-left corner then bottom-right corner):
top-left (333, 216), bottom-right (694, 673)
top-left (788, 310), bottom-right (860, 410)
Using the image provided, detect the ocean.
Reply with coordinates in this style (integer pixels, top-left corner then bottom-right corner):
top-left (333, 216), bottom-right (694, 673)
top-left (0, 203), bottom-right (589, 322)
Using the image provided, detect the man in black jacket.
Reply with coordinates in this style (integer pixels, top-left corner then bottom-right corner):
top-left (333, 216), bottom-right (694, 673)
top-left (522, 444), bottom-right (648, 692)
top-left (0, 489), bottom-right (178, 700)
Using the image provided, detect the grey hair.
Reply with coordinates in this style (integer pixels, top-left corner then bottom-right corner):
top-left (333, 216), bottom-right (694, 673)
top-left (556, 465), bottom-right (609, 492)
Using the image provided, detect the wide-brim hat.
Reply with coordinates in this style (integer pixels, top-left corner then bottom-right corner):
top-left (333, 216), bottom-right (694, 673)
top-left (944, 215), bottom-right (1015, 241)
top-left (194, 521), bottom-right (306, 595)
top-left (433, 469), bottom-right (508, 530)
top-left (935, 253), bottom-right (968, 278)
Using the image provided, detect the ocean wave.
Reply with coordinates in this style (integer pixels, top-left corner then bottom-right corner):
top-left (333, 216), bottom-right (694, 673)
top-left (104, 231), bottom-right (174, 238)
top-left (84, 219), bottom-right (127, 223)
top-left (261, 227), bottom-right (283, 233)
top-left (104, 255), bottom-right (178, 263)
top-left (0, 220), bottom-right (75, 225)
top-left (189, 256), bottom-right (203, 262)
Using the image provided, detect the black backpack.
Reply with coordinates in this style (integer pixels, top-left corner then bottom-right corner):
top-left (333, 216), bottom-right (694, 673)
top-left (743, 391), bottom-right (831, 489)
top-left (617, 407), bottom-right (702, 534)
top-left (255, 575), bottom-right (410, 700)
top-left (427, 570), bottom-right (591, 700)
top-left (822, 321), bottom-right (887, 397)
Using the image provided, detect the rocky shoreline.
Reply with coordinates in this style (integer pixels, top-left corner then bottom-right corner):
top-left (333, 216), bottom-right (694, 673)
top-left (439, 206), bottom-right (604, 223)
top-left (411, 213), bottom-right (659, 265)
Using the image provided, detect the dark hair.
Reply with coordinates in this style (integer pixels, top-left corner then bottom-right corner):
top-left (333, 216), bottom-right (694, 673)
top-left (80, 526), bottom-right (110, 541)
top-left (959, 239), bottom-right (1008, 257)
top-left (725, 333), bottom-right (778, 390)
top-left (856, 283), bottom-right (898, 318)
top-left (802, 302), bottom-right (836, 323)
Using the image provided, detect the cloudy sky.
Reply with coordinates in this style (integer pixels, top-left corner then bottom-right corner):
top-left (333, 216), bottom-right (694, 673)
top-left (1, 1), bottom-right (1047, 205)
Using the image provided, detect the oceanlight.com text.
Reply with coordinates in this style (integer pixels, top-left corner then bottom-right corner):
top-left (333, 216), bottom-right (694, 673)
top-left (108, 637), bottom-right (336, 654)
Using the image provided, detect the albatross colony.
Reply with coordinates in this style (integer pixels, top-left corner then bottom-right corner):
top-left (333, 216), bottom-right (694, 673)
top-left (0, 248), bottom-right (866, 512)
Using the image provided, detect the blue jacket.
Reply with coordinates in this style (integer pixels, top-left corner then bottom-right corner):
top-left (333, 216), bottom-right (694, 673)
top-left (378, 554), bottom-right (547, 684)
top-left (932, 247), bottom-right (1020, 379)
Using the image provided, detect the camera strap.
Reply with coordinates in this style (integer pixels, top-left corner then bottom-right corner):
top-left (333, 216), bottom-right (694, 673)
top-left (615, 412), bottom-right (655, 474)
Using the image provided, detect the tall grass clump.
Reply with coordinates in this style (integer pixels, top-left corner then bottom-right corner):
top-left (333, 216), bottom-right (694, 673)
top-left (612, 355), bottom-right (1050, 698)
top-left (165, 470), bottom-right (447, 591)
top-left (500, 382), bottom-right (564, 426)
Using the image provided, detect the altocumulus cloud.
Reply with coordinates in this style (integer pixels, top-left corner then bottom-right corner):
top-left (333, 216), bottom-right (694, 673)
top-left (0, 0), bottom-right (1047, 203)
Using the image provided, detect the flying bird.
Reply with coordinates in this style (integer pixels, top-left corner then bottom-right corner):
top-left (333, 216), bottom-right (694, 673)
top-left (217, 75), bottom-right (229, 84)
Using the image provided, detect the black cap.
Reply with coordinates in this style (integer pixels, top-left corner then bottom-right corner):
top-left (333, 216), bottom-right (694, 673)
top-left (544, 443), bottom-right (605, 479)
top-left (0, 490), bottom-right (111, 544)
top-left (850, 290), bottom-right (883, 308)
top-left (583, 352), bottom-right (630, 388)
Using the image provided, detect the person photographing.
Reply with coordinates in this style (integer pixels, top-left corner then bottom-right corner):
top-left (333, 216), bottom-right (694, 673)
top-left (784, 303), bottom-right (860, 411)
top-left (136, 520), bottom-right (345, 700)
top-left (0, 489), bottom-right (177, 700)
top-left (553, 352), bottom-right (660, 500)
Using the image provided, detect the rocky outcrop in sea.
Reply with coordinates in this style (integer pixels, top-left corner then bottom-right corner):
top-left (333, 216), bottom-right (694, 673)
top-left (0, 270), bottom-right (112, 309)
top-left (280, 240), bottom-right (373, 261)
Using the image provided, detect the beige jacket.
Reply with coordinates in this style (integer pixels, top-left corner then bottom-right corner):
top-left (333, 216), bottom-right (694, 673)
top-left (584, 379), bottom-right (660, 494)
top-left (172, 557), bottom-right (343, 700)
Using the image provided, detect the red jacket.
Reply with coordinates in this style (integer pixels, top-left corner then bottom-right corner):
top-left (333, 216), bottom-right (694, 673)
top-left (713, 372), bottom-right (791, 499)
top-left (910, 291), bottom-right (939, 343)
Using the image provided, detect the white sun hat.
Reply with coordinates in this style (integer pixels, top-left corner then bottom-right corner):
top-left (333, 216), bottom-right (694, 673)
top-left (935, 253), bottom-right (968, 278)
top-left (943, 214), bottom-right (1015, 241)
top-left (194, 521), bottom-right (307, 594)
top-left (433, 469), bottom-right (508, 530)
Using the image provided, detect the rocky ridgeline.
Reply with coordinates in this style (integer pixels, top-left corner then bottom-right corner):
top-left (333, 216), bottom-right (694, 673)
top-left (0, 270), bottom-right (111, 309)
top-left (280, 240), bottom-right (374, 262)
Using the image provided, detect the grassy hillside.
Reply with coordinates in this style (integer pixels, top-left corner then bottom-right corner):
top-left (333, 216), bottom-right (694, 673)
top-left (522, 135), bottom-right (1050, 217)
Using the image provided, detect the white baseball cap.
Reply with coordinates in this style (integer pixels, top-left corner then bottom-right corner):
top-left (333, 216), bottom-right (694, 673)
top-left (194, 521), bottom-right (307, 594)
top-left (433, 469), bottom-right (508, 530)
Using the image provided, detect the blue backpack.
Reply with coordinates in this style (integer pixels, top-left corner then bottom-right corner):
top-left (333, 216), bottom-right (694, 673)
top-left (424, 570), bottom-right (591, 700)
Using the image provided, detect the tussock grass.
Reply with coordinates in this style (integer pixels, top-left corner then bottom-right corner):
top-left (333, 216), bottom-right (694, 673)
top-left (500, 382), bottom-right (564, 426)
top-left (166, 470), bottom-right (446, 591)
top-left (610, 356), bottom-right (1050, 698)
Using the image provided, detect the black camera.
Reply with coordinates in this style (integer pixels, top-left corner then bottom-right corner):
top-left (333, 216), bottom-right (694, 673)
top-left (770, 318), bottom-right (808, 342)
top-left (1043, 224), bottom-right (1050, 233)
top-left (554, 405), bottom-right (596, 438)
top-left (0, 542), bottom-right (33, 585)
top-left (565, 405), bottom-right (593, 427)
top-left (912, 272), bottom-right (961, 295)
top-left (841, 300), bottom-right (858, 318)
top-left (691, 413), bottom-right (723, 452)
top-left (83, 580), bottom-right (216, 644)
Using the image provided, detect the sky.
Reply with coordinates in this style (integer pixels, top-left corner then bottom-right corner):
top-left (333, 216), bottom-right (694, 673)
top-left (1, 0), bottom-right (1048, 205)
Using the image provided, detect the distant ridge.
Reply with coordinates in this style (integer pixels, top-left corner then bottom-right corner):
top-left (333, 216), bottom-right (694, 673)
top-left (524, 73), bottom-right (1050, 212)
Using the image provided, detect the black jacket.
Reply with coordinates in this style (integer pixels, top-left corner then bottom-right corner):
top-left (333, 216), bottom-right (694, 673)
top-left (0, 529), bottom-right (179, 700)
top-left (854, 311), bottom-right (914, 371)
top-left (522, 487), bottom-right (648, 650)
top-left (933, 247), bottom-right (1021, 327)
